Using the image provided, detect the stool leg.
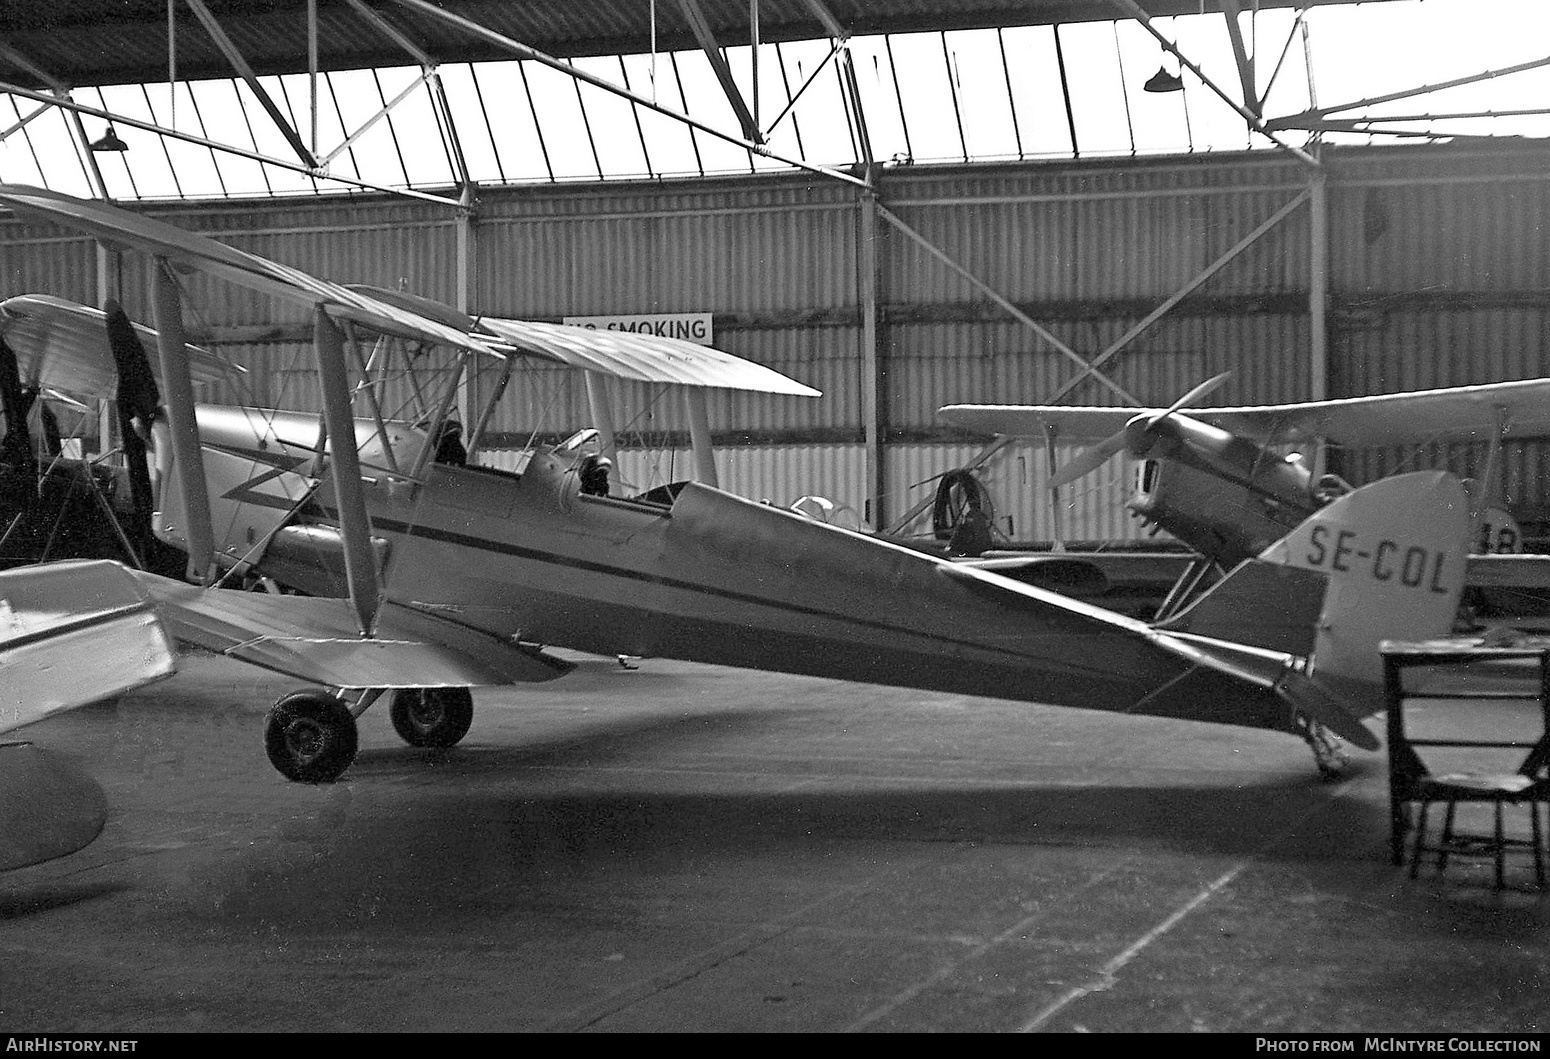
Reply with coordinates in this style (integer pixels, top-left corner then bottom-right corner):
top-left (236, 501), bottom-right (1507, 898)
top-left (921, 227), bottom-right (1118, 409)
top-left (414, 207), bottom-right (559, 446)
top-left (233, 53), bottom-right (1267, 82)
top-left (1438, 801), bottom-right (1457, 875)
top-left (1532, 799), bottom-right (1545, 887)
top-left (1495, 801), bottom-right (1506, 890)
top-left (1411, 800), bottom-right (1432, 879)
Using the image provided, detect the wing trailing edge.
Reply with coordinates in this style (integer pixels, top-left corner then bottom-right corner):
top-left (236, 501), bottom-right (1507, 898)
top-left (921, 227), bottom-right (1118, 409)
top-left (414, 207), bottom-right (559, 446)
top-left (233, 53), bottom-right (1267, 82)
top-left (131, 569), bottom-right (575, 689)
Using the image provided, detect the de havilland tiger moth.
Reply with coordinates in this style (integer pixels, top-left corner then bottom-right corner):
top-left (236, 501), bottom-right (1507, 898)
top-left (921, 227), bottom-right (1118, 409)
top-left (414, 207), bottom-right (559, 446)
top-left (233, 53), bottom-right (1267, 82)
top-left (940, 370), bottom-right (1550, 620)
top-left (0, 184), bottom-right (1479, 786)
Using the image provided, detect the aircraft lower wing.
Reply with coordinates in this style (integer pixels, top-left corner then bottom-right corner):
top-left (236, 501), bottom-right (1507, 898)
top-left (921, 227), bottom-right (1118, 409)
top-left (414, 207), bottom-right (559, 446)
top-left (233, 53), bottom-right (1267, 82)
top-left (0, 559), bottom-right (175, 871)
top-left (131, 570), bottom-right (575, 689)
top-left (0, 559), bottom-right (176, 735)
top-left (1465, 553), bottom-right (1550, 588)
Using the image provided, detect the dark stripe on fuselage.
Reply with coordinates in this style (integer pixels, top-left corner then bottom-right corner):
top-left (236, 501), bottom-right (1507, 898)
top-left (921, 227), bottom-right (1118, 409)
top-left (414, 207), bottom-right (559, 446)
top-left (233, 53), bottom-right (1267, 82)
top-left (341, 508), bottom-right (1147, 673)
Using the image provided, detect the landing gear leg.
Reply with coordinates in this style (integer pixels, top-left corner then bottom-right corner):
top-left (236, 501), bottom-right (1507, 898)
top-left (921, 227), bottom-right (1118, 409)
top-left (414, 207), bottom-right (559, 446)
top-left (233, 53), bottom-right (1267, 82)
top-left (1297, 714), bottom-right (1348, 780)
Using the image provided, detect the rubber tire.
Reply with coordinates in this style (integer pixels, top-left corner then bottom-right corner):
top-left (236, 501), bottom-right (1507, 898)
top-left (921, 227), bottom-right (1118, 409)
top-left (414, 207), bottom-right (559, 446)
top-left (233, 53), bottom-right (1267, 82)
top-left (389, 688), bottom-right (474, 748)
top-left (264, 690), bottom-right (359, 783)
top-left (931, 469), bottom-right (990, 541)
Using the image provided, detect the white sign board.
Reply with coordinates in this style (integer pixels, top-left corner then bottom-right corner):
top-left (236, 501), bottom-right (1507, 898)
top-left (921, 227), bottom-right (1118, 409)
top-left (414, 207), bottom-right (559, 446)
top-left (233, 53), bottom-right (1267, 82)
top-left (563, 313), bottom-right (713, 346)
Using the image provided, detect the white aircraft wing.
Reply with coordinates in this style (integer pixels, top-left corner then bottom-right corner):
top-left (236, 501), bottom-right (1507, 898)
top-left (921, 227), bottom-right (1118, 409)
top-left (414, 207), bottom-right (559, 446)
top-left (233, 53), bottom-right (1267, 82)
top-left (941, 377), bottom-right (1550, 447)
top-left (0, 185), bottom-right (502, 358)
top-left (1202, 378), bottom-right (1550, 446)
top-left (0, 560), bottom-right (175, 736)
top-left (132, 569), bottom-right (575, 689)
top-left (479, 318), bottom-right (821, 395)
top-left (938, 404), bottom-right (1138, 441)
top-left (346, 282), bottom-right (820, 396)
top-left (0, 293), bottom-right (243, 397)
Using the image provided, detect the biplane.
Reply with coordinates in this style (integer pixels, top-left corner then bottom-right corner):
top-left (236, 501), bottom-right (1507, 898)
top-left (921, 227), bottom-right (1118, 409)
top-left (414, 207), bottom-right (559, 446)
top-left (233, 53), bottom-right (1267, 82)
top-left (0, 185), bottom-right (1478, 784)
top-left (940, 373), bottom-right (1550, 618)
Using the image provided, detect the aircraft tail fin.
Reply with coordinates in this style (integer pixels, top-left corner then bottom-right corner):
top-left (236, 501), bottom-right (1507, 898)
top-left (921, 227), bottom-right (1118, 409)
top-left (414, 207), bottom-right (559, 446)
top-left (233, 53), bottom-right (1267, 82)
top-left (1261, 470), bottom-right (1470, 688)
top-left (1166, 470), bottom-right (1470, 699)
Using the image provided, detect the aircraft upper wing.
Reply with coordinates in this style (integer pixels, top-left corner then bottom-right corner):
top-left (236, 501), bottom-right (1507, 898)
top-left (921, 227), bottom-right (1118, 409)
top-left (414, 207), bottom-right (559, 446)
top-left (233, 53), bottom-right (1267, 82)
top-left (1, 293), bottom-right (244, 397)
top-left (0, 185), bottom-right (502, 359)
top-left (478, 318), bottom-right (822, 396)
top-left (940, 377), bottom-right (1550, 447)
top-left (346, 283), bottom-right (821, 396)
top-left (938, 404), bottom-right (1138, 442)
top-left (131, 569), bottom-right (575, 689)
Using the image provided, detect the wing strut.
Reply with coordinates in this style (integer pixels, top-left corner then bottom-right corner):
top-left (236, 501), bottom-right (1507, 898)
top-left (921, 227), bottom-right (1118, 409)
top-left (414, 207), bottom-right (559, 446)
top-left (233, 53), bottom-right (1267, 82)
top-left (313, 307), bottom-right (380, 636)
top-left (149, 260), bottom-right (216, 583)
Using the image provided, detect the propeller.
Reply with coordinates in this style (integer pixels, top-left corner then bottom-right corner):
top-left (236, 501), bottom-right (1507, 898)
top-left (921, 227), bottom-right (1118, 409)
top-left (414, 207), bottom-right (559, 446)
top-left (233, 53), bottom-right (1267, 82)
top-left (1049, 371), bottom-right (1233, 490)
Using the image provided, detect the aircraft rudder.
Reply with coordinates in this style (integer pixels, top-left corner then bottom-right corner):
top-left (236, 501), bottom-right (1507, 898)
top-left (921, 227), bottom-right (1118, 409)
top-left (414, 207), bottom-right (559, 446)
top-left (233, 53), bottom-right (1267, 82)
top-left (1259, 470), bottom-right (1471, 688)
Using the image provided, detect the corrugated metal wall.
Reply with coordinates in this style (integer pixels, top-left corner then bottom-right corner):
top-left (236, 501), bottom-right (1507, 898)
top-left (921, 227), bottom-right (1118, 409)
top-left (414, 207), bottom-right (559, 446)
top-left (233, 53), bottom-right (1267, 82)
top-left (7, 141), bottom-right (1550, 540)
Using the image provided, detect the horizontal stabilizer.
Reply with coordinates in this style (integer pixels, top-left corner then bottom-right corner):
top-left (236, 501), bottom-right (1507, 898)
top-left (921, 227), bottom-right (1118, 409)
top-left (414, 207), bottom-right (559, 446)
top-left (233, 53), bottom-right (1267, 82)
top-left (0, 560), bottom-right (175, 736)
top-left (135, 570), bottom-right (574, 688)
top-left (1272, 670), bottom-right (1380, 751)
top-left (0, 742), bottom-right (107, 871)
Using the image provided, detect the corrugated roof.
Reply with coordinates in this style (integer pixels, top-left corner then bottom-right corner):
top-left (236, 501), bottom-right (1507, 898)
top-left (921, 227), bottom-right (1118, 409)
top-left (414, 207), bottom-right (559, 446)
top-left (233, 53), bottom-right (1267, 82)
top-left (2, 1), bottom-right (1375, 89)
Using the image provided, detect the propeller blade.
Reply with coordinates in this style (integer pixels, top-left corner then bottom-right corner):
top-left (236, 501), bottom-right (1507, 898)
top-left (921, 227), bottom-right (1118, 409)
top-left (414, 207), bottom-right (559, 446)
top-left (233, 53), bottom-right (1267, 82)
top-left (1049, 428), bottom-right (1131, 490)
top-left (1049, 372), bottom-right (1232, 491)
top-left (1143, 369), bottom-right (1232, 430)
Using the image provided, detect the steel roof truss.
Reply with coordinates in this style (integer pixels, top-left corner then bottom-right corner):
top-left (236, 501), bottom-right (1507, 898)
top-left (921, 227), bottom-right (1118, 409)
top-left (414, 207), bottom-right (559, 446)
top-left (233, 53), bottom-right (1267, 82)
top-left (386, 0), bottom-right (867, 189)
top-left (342, 0), bottom-right (469, 189)
top-left (318, 69), bottom-right (434, 168)
top-left (1266, 54), bottom-right (1550, 131)
top-left (182, 0), bottom-right (320, 170)
top-left (1218, 0), bottom-right (1260, 119)
top-left (0, 79), bottom-right (461, 206)
top-left (674, 0), bottom-right (764, 145)
top-left (759, 37), bottom-right (844, 141)
top-left (1111, 0), bottom-right (1320, 169)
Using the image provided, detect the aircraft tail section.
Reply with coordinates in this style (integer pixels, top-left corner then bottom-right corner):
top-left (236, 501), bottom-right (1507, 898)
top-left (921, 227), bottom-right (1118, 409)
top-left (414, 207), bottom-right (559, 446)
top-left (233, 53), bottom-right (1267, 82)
top-left (1157, 471), bottom-right (1470, 739)
top-left (1259, 470), bottom-right (1470, 687)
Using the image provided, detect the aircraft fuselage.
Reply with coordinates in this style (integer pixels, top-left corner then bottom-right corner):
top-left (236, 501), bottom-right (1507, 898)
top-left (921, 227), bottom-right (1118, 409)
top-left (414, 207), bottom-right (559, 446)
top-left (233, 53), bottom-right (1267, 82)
top-left (180, 404), bottom-right (1300, 738)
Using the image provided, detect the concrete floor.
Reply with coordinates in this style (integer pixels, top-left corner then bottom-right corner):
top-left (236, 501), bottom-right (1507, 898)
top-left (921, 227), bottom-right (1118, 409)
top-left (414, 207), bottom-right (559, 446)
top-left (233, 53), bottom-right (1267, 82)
top-left (1, 650), bottom-right (1546, 1033)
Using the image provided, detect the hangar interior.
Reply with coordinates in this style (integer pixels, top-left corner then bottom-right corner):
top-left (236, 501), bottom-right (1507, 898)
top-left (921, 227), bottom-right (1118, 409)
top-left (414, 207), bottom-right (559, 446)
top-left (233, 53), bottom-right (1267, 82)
top-left (4, 1), bottom-right (1550, 1036)
top-left (4, 0), bottom-right (1549, 548)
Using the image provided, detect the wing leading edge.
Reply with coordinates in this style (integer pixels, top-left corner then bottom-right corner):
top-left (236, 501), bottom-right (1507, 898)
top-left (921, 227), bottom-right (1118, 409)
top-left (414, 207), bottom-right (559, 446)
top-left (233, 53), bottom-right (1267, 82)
top-left (940, 377), bottom-right (1550, 448)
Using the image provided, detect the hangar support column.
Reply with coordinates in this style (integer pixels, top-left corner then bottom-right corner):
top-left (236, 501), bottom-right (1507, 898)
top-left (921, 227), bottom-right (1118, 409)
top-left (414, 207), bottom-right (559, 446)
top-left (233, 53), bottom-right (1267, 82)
top-left (859, 190), bottom-right (884, 530)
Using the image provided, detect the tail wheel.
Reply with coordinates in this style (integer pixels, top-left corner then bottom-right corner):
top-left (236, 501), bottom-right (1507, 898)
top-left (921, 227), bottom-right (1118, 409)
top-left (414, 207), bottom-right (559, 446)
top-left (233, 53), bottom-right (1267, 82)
top-left (390, 687), bottom-right (474, 748)
top-left (264, 690), bottom-right (359, 783)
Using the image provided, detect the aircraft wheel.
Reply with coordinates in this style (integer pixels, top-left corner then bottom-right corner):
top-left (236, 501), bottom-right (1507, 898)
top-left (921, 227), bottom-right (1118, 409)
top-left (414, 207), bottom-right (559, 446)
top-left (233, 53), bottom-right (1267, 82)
top-left (264, 690), bottom-right (359, 783)
top-left (389, 687), bottom-right (474, 748)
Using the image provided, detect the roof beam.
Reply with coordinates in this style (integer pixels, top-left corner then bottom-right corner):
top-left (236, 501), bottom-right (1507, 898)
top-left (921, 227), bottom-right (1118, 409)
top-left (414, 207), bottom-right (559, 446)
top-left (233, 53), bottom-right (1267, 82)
top-left (673, 0), bottom-right (763, 144)
top-left (1266, 53), bottom-right (1550, 130)
top-left (1218, 0), bottom-right (1260, 118)
top-left (0, 78), bottom-right (460, 207)
top-left (386, 0), bottom-right (868, 190)
top-left (341, 0), bottom-right (471, 188)
top-left (182, 0), bottom-right (320, 169)
top-left (1110, 0), bottom-right (1320, 169)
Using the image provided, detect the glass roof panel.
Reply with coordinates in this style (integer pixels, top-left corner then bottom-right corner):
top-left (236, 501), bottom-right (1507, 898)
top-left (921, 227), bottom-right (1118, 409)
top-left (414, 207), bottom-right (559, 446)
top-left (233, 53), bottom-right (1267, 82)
top-left (944, 29), bottom-right (1022, 163)
top-left (569, 55), bottom-right (652, 181)
top-left (3, 0), bottom-right (1547, 202)
top-left (1001, 25), bottom-right (1078, 159)
top-left (617, 52), bottom-right (703, 178)
top-left (885, 32), bottom-right (964, 164)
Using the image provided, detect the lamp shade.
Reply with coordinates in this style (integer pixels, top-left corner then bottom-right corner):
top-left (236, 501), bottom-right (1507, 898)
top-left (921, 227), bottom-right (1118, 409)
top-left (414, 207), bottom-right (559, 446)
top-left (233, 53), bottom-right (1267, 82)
top-left (1143, 67), bottom-right (1185, 94)
top-left (89, 126), bottom-right (129, 152)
